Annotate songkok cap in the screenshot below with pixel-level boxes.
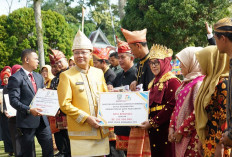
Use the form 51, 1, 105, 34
49, 54, 55, 65
50, 49, 66, 62
149, 44, 173, 60
93, 47, 110, 60
214, 17, 232, 33
72, 30, 93, 51
116, 37, 131, 54
121, 28, 147, 44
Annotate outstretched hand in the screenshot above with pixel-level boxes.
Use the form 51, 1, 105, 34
205, 21, 213, 34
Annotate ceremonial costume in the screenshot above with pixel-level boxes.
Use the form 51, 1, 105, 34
213, 18, 232, 143
104, 67, 116, 85
57, 30, 110, 156
110, 64, 122, 75
169, 47, 204, 157
194, 46, 230, 156
93, 47, 116, 85
49, 49, 71, 157
121, 28, 154, 91
148, 45, 181, 157
112, 66, 137, 87
112, 37, 137, 88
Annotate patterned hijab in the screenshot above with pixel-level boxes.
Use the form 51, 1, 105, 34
194, 46, 229, 142
176, 47, 203, 82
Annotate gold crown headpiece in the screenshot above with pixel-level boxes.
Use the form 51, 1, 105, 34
214, 18, 232, 33
149, 44, 173, 59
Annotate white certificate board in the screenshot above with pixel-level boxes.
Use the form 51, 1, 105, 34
30, 89, 59, 116
4, 94, 16, 116
98, 91, 149, 126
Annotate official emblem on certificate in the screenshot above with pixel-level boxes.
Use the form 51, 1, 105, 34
30, 89, 59, 116
98, 91, 149, 126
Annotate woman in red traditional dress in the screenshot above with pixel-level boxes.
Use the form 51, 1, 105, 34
140, 44, 181, 157
168, 47, 204, 157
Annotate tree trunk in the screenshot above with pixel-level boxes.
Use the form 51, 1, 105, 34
118, 0, 126, 20
34, 0, 45, 69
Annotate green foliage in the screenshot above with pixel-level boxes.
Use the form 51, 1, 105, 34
41, 0, 122, 46
0, 8, 75, 69
86, 0, 122, 45
122, 0, 231, 54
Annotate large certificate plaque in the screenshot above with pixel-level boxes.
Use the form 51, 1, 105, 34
31, 89, 59, 116
98, 91, 149, 126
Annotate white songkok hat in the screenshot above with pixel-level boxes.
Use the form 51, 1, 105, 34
72, 30, 93, 51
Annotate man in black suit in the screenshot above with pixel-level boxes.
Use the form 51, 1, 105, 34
7, 49, 53, 157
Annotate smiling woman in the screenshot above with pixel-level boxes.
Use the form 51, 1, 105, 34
143, 44, 181, 157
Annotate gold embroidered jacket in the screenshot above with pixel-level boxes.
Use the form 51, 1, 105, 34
57, 66, 109, 140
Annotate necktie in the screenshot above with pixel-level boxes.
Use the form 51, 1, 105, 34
29, 73, 37, 93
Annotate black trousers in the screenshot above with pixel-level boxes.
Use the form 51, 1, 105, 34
19, 118, 53, 157
0, 113, 13, 153
8, 117, 22, 157
54, 129, 71, 157
106, 141, 125, 157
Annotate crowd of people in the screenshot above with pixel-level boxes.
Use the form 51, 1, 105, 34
1, 17, 232, 157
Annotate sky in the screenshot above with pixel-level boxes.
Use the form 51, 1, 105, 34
0, 0, 118, 16
0, 0, 29, 16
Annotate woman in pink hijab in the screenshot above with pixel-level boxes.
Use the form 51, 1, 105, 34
168, 47, 204, 157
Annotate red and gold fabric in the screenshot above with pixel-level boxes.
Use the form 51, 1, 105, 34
93, 47, 110, 60
127, 128, 151, 157
116, 36, 131, 54
50, 49, 65, 62
148, 74, 181, 157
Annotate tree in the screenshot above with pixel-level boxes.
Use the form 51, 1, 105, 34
118, 0, 126, 20
34, 0, 45, 68
85, 0, 121, 45
0, 8, 75, 69
41, 0, 122, 45
121, 0, 231, 53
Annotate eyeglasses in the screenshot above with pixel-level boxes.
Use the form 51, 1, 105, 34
73, 51, 90, 56
149, 60, 160, 67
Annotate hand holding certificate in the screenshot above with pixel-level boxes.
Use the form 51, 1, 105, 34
30, 89, 59, 116
98, 91, 149, 126
4, 94, 16, 117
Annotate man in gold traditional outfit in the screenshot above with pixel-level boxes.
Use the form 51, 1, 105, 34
57, 30, 109, 156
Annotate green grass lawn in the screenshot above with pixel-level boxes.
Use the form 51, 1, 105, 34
0, 139, 42, 157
